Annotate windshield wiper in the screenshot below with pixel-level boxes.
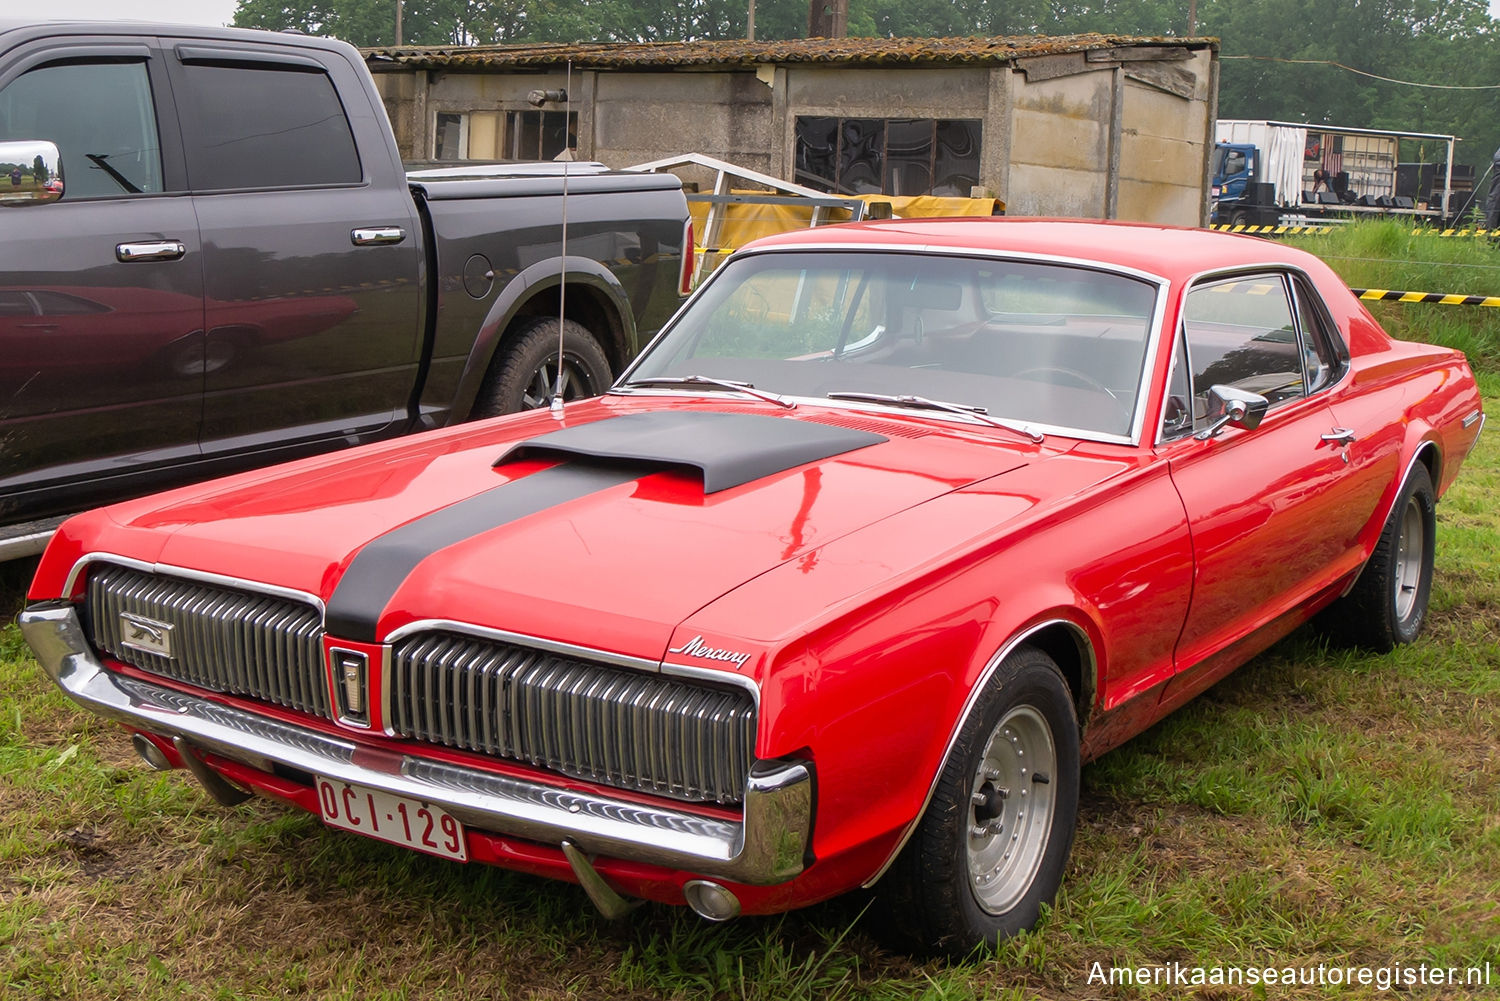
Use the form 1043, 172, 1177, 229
618, 375, 795, 409
826, 391, 1044, 443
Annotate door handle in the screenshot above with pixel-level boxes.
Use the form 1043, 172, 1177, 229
116, 240, 186, 262
1320, 427, 1356, 446
352, 226, 406, 246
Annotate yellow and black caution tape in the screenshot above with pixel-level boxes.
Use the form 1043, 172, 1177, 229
1412, 228, 1497, 238
1210, 223, 1334, 234
1352, 288, 1500, 307
1212, 224, 1500, 239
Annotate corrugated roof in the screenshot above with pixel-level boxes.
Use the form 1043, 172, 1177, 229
363, 34, 1215, 71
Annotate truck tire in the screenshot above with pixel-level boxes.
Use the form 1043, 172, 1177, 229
472, 317, 613, 417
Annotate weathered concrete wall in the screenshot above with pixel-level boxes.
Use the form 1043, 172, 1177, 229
591, 71, 774, 176
1114, 50, 1214, 224
1005, 66, 1112, 218
369, 45, 1213, 225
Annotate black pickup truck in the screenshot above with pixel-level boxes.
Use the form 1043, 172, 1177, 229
0, 20, 691, 559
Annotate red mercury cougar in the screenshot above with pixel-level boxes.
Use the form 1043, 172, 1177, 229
21, 220, 1484, 955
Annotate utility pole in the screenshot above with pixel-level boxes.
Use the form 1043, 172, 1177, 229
808, 0, 847, 37
1187, 0, 1197, 34
748, 0, 756, 40
395, 0, 403, 46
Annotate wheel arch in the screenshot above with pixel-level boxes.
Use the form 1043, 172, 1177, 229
860, 614, 1099, 890
447, 257, 635, 422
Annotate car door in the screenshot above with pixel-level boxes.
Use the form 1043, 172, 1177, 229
164, 41, 424, 457
1157, 271, 1374, 710
0, 39, 204, 522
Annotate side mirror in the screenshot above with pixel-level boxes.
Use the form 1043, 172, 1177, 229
0, 140, 64, 206
1194, 384, 1270, 440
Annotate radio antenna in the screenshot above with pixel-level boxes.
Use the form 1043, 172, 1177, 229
549, 59, 574, 419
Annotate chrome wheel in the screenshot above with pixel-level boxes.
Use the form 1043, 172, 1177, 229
967, 704, 1058, 915
1393, 495, 1424, 622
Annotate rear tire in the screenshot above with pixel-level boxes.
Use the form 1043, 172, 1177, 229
874, 646, 1080, 957
1317, 463, 1435, 652
472, 317, 612, 417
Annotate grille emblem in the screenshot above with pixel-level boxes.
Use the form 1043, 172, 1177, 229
329, 649, 370, 727
119, 613, 173, 658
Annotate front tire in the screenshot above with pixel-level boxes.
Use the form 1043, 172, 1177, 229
875, 646, 1080, 957
1318, 462, 1436, 652
472, 316, 612, 417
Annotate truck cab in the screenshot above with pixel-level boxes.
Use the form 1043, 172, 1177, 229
1210, 142, 1257, 204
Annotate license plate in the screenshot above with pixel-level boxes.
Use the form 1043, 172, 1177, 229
316, 777, 468, 861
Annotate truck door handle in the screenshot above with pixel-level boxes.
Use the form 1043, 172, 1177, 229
352, 227, 406, 246
1320, 427, 1357, 446
116, 240, 186, 262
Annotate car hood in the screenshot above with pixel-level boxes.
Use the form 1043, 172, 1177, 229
60, 400, 1044, 662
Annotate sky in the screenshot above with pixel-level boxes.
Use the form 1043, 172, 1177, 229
29, 0, 1500, 31
40, 1, 240, 27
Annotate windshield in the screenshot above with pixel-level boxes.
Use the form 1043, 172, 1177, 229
626, 250, 1161, 439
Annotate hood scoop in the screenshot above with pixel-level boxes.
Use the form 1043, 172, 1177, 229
495, 411, 887, 494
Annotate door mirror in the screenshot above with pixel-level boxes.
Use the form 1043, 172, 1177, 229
0, 141, 63, 205
1195, 385, 1270, 440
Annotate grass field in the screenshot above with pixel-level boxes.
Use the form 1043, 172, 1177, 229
1, 223, 1496, 999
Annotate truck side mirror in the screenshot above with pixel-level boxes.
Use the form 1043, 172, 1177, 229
1194, 385, 1270, 440
0, 140, 63, 206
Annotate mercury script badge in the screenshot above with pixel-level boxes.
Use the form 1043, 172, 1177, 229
119, 612, 174, 658
667, 635, 751, 669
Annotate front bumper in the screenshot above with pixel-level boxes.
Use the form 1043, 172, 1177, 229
20, 602, 812, 887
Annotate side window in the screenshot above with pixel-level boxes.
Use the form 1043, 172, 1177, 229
1182, 275, 1305, 429
1290, 276, 1346, 394
0, 60, 163, 198
1223, 150, 1247, 176
176, 62, 360, 190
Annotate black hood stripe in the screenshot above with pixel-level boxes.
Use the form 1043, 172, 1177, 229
328, 412, 888, 642
325, 464, 638, 641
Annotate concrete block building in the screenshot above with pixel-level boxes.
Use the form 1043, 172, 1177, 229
366, 34, 1218, 226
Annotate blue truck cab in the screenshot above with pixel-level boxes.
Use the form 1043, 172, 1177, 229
1210, 142, 1257, 209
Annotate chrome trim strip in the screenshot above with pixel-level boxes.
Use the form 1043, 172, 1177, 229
21, 604, 810, 886
861, 617, 1096, 889
385, 619, 662, 674
1462, 409, 1482, 429
660, 661, 762, 711
64, 554, 326, 614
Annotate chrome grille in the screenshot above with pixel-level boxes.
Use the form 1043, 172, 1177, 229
390, 632, 756, 804
86, 563, 329, 718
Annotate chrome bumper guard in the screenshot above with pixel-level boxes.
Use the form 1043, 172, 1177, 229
20, 603, 812, 886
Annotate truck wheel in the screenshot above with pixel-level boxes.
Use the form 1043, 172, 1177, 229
874, 646, 1080, 957
1230, 210, 1251, 227
1317, 463, 1435, 652
473, 317, 612, 416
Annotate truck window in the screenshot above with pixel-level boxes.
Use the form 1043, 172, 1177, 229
0, 60, 163, 198
175, 63, 361, 190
